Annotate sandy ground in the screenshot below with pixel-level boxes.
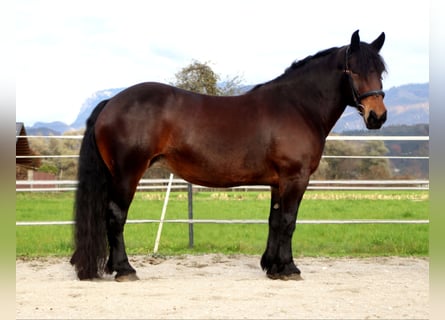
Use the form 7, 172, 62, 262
16, 254, 428, 319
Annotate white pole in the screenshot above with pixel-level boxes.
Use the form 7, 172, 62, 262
153, 173, 174, 254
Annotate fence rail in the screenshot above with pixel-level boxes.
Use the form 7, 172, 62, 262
16, 154, 430, 160
16, 178, 430, 192
16, 219, 429, 227
16, 135, 428, 176
16, 135, 430, 141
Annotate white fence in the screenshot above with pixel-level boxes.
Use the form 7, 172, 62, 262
16, 135, 429, 232
15, 178, 430, 192
16, 135, 429, 191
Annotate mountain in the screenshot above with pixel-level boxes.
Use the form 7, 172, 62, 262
29, 83, 429, 134
70, 88, 125, 129
27, 126, 62, 136
383, 83, 428, 106
28, 121, 75, 135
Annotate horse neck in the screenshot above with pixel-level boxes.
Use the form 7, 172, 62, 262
307, 69, 348, 135
259, 51, 348, 137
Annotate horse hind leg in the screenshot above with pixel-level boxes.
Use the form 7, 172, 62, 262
105, 171, 146, 281
105, 198, 139, 281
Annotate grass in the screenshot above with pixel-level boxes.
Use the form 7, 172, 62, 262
16, 190, 429, 258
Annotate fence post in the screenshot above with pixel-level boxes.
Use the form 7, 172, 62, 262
153, 173, 174, 254
187, 183, 194, 248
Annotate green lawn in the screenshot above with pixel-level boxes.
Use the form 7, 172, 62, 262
16, 190, 429, 257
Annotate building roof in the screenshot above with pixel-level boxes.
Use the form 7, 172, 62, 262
16, 122, 25, 141
16, 122, 34, 167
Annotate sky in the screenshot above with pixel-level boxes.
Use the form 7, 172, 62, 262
16, 0, 429, 126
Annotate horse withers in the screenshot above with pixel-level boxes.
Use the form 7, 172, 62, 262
70, 30, 387, 281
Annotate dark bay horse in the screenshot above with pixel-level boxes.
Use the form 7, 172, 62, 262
71, 30, 387, 281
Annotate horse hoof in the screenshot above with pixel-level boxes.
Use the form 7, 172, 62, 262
267, 273, 303, 281
115, 273, 139, 282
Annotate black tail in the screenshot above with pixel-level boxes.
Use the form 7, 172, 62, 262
70, 100, 110, 280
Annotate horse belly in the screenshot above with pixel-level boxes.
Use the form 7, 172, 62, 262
162, 147, 276, 188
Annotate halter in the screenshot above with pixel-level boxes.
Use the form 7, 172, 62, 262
344, 46, 385, 109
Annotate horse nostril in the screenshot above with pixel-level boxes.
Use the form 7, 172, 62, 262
380, 110, 387, 123
368, 110, 387, 123
369, 110, 377, 121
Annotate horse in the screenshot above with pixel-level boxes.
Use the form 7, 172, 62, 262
70, 30, 387, 281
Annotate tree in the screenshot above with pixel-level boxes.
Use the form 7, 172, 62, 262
219, 74, 244, 96
174, 60, 219, 95
172, 60, 243, 96
29, 130, 83, 180
312, 139, 392, 180
313, 140, 361, 180
359, 140, 391, 179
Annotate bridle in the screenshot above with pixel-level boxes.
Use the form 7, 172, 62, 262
344, 46, 385, 109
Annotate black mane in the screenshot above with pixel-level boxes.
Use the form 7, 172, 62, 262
249, 47, 338, 92
284, 47, 338, 73
249, 43, 386, 92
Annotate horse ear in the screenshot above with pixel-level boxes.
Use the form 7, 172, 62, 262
371, 32, 385, 52
350, 30, 360, 52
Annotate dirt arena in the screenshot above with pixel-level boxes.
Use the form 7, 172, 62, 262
16, 254, 428, 319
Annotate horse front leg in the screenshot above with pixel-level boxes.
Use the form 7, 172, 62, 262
261, 179, 308, 280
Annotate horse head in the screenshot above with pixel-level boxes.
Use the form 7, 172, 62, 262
345, 30, 387, 129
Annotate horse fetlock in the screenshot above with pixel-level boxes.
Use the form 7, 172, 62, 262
265, 261, 302, 281
106, 256, 136, 275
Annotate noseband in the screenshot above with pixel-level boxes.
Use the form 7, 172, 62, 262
344, 46, 385, 109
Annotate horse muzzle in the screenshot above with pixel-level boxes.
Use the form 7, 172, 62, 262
365, 109, 387, 129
